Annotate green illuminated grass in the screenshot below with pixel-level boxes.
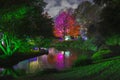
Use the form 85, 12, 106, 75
16, 56, 120, 80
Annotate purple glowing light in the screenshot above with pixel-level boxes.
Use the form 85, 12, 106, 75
82, 36, 88, 40
33, 47, 39, 50
29, 57, 37, 62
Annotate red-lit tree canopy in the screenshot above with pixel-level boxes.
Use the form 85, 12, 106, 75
68, 25, 80, 38
53, 9, 80, 39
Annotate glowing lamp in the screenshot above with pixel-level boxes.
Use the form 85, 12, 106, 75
65, 51, 70, 57
65, 36, 71, 41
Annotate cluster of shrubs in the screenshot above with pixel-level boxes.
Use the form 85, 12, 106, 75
72, 49, 111, 67
72, 35, 120, 67
72, 54, 92, 67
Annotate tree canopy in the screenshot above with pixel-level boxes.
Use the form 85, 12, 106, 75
53, 9, 80, 39
95, 0, 120, 36
0, 0, 54, 38
0, 0, 51, 73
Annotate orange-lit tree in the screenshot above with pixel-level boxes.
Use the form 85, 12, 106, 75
68, 25, 80, 38
53, 9, 80, 39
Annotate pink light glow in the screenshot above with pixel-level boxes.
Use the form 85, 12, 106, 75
57, 53, 63, 60
55, 53, 64, 70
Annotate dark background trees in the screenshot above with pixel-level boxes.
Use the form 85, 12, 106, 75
74, 1, 102, 40
93, 0, 120, 37
93, 0, 120, 58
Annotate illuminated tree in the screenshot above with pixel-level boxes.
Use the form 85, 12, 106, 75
68, 25, 80, 38
0, 0, 51, 78
0, 0, 53, 38
0, 33, 48, 77
53, 9, 80, 39
0, 33, 20, 56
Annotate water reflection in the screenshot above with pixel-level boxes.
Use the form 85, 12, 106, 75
13, 48, 77, 73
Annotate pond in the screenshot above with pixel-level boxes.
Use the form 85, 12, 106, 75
13, 48, 78, 73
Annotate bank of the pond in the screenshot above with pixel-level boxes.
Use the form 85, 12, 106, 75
16, 56, 120, 80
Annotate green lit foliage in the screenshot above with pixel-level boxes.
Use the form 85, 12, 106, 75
0, 33, 22, 78
92, 49, 111, 60
20, 57, 120, 80
105, 35, 120, 46
52, 41, 71, 51
14, 0, 53, 38
0, 6, 29, 22
0, 0, 53, 38
53, 38, 97, 53
0, 33, 49, 78
18, 40, 32, 53
73, 54, 92, 67
21, 37, 52, 52
1, 68, 18, 78
0, 5, 29, 37
0, 33, 21, 56
0, 33, 41, 55
34, 37, 53, 48
77, 38, 97, 52
0, 0, 51, 78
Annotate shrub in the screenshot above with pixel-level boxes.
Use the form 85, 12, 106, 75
42, 68, 59, 74
92, 49, 111, 60
72, 54, 92, 67
53, 38, 97, 53
105, 35, 120, 46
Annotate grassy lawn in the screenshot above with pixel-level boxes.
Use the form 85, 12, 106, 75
16, 56, 120, 80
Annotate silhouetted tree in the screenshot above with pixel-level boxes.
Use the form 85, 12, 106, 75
96, 0, 120, 36
74, 1, 101, 39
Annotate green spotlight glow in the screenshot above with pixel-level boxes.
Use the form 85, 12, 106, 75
0, 33, 21, 55
1, 68, 18, 78
1, 6, 30, 22
106, 35, 120, 46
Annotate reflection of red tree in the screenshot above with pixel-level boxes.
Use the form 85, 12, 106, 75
69, 54, 77, 64
47, 54, 56, 65
47, 52, 78, 69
